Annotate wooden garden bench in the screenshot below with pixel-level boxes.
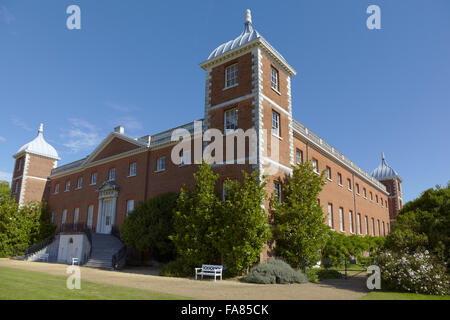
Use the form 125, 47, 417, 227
195, 264, 223, 282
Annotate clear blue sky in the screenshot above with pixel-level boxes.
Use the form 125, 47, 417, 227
0, 0, 449, 203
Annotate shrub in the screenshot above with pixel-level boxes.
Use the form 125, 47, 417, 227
121, 192, 178, 262
315, 268, 344, 280
159, 259, 192, 277
375, 249, 450, 296
306, 268, 344, 281
243, 259, 308, 284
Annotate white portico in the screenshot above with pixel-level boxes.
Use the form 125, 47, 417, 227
96, 181, 120, 234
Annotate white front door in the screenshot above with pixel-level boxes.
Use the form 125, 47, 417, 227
99, 198, 114, 234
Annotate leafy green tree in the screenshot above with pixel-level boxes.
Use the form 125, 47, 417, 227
171, 161, 222, 271
0, 181, 10, 202
218, 171, 271, 275
121, 193, 178, 262
273, 162, 329, 268
385, 182, 450, 268
0, 200, 55, 257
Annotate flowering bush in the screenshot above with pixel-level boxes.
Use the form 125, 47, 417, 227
376, 249, 450, 295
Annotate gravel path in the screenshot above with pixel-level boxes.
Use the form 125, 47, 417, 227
0, 258, 369, 300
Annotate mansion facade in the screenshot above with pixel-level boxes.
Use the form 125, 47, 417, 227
10, 10, 402, 261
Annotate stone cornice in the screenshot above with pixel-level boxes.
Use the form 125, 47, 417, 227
199, 38, 296, 77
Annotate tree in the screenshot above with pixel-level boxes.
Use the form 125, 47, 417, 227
385, 182, 450, 268
121, 193, 178, 262
0, 200, 55, 257
273, 162, 329, 269
171, 161, 222, 271
0, 181, 10, 203
218, 171, 271, 275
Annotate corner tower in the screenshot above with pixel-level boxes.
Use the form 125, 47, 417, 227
372, 153, 403, 222
200, 9, 297, 260
11, 124, 60, 206
199, 9, 297, 177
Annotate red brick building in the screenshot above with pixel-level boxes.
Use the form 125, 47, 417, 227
10, 10, 401, 261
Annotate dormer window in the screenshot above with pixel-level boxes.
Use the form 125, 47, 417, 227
271, 66, 279, 91
225, 64, 238, 88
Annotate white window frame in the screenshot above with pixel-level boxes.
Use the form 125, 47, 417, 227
156, 157, 166, 172
296, 149, 303, 165
129, 162, 137, 177
326, 166, 332, 180
328, 204, 334, 229
65, 181, 70, 192
62, 209, 67, 229
312, 159, 318, 173
224, 108, 238, 132
225, 64, 238, 89
271, 111, 280, 136
109, 168, 116, 181
347, 179, 352, 191
74, 208, 79, 226
338, 173, 342, 186
349, 211, 354, 234
271, 66, 279, 91
126, 200, 135, 216
77, 177, 83, 190
180, 150, 191, 166
365, 216, 369, 235
87, 205, 94, 230
91, 173, 97, 185
274, 182, 282, 204
339, 207, 344, 232
372, 218, 375, 235
357, 213, 361, 235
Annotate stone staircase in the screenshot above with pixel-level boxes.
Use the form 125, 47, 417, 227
84, 233, 125, 270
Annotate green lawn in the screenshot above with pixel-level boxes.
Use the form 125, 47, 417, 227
0, 266, 191, 300
362, 291, 450, 300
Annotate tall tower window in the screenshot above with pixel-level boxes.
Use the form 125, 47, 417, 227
272, 111, 280, 136
225, 64, 238, 88
271, 67, 279, 91
224, 108, 238, 132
